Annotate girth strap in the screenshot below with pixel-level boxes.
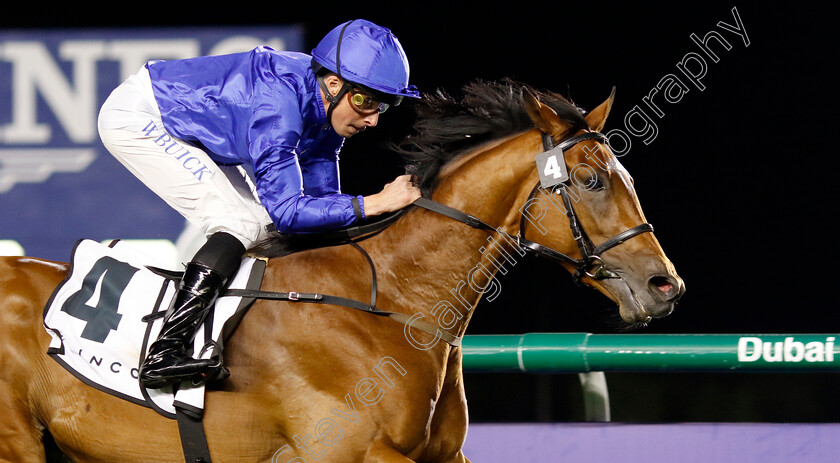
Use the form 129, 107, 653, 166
175, 407, 212, 463
223, 288, 461, 346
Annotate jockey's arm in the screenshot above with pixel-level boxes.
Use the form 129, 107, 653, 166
254, 153, 362, 234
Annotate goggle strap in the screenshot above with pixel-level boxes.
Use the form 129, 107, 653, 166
318, 75, 351, 126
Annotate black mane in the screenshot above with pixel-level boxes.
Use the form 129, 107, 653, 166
391, 79, 590, 194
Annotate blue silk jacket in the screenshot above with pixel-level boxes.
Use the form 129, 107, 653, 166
146, 47, 364, 234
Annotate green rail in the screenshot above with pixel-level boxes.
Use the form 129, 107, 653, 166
461, 333, 840, 372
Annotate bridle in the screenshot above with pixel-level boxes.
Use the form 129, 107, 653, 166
414, 130, 654, 284
227, 129, 655, 348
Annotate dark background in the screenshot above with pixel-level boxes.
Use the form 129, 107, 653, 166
5, 2, 838, 422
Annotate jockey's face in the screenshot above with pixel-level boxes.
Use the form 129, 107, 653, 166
320, 75, 380, 137
331, 91, 380, 137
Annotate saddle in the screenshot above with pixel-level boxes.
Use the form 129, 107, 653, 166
248, 209, 405, 258
39, 211, 408, 461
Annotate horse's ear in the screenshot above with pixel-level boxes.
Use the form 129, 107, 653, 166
523, 88, 569, 138
585, 86, 617, 132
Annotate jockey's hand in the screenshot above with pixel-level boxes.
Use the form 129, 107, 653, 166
363, 174, 421, 217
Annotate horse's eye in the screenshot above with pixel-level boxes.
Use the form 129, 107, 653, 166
585, 175, 605, 191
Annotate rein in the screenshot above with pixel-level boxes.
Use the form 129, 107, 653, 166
229, 129, 653, 347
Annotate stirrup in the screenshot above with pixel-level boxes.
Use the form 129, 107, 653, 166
190, 341, 229, 386
192, 365, 231, 386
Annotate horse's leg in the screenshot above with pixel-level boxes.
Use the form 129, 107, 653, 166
363, 442, 415, 462
423, 351, 470, 463
0, 257, 55, 463
362, 445, 472, 463
0, 381, 46, 463
445, 452, 470, 463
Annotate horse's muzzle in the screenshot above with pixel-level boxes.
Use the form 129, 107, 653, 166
649, 274, 684, 304
644, 274, 685, 319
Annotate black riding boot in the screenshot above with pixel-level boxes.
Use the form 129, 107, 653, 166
139, 262, 228, 389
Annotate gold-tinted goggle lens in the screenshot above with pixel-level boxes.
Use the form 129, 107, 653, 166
350, 90, 389, 114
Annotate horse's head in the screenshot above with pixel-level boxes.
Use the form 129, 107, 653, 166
398, 81, 684, 327
518, 89, 685, 325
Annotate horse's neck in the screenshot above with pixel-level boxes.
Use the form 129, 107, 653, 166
367, 130, 540, 339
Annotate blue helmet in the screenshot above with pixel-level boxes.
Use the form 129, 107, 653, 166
311, 19, 420, 106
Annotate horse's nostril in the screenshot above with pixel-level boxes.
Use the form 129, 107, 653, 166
649, 276, 674, 296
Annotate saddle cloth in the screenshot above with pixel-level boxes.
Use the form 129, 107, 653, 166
42, 239, 265, 419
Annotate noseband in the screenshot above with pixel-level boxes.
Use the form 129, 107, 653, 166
413, 130, 654, 284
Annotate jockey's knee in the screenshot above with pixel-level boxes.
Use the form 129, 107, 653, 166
205, 218, 269, 253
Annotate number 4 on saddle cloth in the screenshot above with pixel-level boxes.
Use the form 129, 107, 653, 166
42, 238, 266, 419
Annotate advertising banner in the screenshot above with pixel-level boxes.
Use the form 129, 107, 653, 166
0, 26, 304, 262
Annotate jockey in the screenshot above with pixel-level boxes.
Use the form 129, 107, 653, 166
98, 19, 422, 389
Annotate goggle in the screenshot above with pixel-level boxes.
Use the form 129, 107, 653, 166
349, 88, 389, 114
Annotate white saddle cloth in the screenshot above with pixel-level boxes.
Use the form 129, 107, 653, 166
43, 239, 265, 418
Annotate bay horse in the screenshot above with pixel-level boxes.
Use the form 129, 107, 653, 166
0, 81, 684, 462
